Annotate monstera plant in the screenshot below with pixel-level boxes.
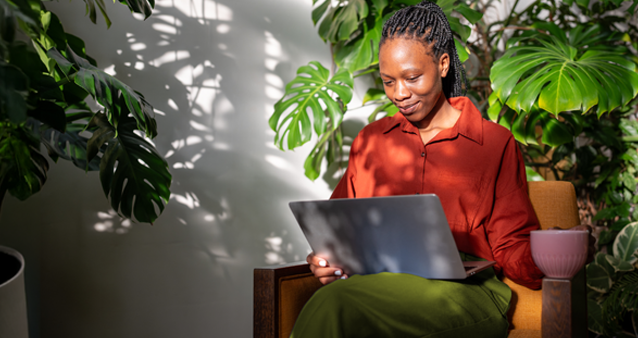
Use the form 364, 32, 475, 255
0, 0, 170, 224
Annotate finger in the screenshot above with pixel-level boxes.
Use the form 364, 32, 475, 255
312, 267, 344, 278
308, 254, 330, 268
319, 274, 348, 285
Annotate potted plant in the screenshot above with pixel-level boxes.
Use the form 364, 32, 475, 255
0, 0, 171, 335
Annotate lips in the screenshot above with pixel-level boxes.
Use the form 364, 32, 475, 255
397, 102, 419, 115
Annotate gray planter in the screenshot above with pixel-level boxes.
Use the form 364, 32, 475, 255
0, 246, 29, 338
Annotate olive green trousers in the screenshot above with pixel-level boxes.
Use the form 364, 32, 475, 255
290, 254, 511, 338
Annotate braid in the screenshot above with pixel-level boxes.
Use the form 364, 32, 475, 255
380, 1, 468, 98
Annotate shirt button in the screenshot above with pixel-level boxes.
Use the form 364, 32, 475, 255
421, 152, 426, 157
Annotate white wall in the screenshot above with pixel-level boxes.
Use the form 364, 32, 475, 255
0, 1, 334, 337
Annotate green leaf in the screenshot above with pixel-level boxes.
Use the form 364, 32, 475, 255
368, 99, 398, 123
362, 88, 386, 105
576, 0, 591, 7
47, 46, 158, 138
455, 3, 482, 24
487, 92, 502, 121
0, 62, 29, 124
270, 62, 353, 150
596, 252, 618, 278
540, 117, 573, 147
587, 261, 613, 292
598, 230, 616, 247
370, 0, 388, 14
332, 0, 368, 42
594, 207, 618, 221
312, 0, 330, 25
448, 16, 471, 42
526, 166, 545, 181
86, 112, 116, 162
491, 27, 638, 116
334, 11, 386, 72
454, 37, 469, 63
587, 298, 605, 335
605, 255, 635, 272
97, 113, 171, 224
39, 112, 102, 171
613, 221, 638, 265
532, 22, 568, 45
0, 123, 48, 200
611, 219, 631, 232
303, 127, 340, 181
622, 171, 636, 191
120, 0, 155, 20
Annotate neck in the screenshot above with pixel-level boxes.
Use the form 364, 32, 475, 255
413, 93, 461, 131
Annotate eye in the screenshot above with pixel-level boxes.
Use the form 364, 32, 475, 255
382, 80, 393, 86
407, 75, 421, 82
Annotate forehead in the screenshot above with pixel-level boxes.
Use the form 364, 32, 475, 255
379, 38, 436, 73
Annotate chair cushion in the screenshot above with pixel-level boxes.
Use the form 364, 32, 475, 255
503, 277, 542, 331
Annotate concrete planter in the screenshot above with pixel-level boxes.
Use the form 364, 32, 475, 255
0, 246, 29, 338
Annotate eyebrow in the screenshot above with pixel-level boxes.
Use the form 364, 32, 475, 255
380, 67, 422, 78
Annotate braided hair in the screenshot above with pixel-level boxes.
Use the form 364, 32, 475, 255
380, 1, 468, 98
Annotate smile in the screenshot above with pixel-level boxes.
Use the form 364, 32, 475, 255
398, 102, 419, 114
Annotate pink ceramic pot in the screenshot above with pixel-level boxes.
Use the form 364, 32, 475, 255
530, 230, 589, 279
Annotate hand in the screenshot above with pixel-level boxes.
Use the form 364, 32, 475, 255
306, 252, 348, 285
550, 224, 596, 264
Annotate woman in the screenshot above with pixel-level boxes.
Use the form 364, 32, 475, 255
291, 2, 591, 337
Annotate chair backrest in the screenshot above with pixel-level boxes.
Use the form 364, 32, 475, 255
527, 181, 580, 230
503, 180, 581, 332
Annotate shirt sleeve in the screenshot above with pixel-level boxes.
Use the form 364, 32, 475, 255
330, 133, 362, 199
487, 136, 544, 289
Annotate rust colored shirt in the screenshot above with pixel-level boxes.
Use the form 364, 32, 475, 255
331, 96, 544, 289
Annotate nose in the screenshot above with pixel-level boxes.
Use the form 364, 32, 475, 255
394, 80, 411, 101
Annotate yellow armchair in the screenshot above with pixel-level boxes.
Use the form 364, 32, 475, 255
254, 181, 588, 338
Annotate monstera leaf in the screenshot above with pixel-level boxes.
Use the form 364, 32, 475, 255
0, 123, 48, 201
81, 0, 154, 27
89, 113, 170, 224
37, 108, 102, 171
491, 26, 638, 117
47, 46, 157, 138
313, 0, 369, 43
269, 61, 354, 150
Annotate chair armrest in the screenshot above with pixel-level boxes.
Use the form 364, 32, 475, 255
254, 262, 322, 338
541, 268, 588, 338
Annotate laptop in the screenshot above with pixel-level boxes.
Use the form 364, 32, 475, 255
289, 194, 495, 279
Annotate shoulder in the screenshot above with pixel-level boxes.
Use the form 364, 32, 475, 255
482, 119, 516, 146
351, 115, 401, 149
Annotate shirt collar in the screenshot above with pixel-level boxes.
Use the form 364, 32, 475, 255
381, 96, 483, 145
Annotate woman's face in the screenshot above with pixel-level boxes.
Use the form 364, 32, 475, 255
379, 38, 450, 126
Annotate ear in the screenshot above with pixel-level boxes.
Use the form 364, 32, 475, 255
438, 53, 450, 78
